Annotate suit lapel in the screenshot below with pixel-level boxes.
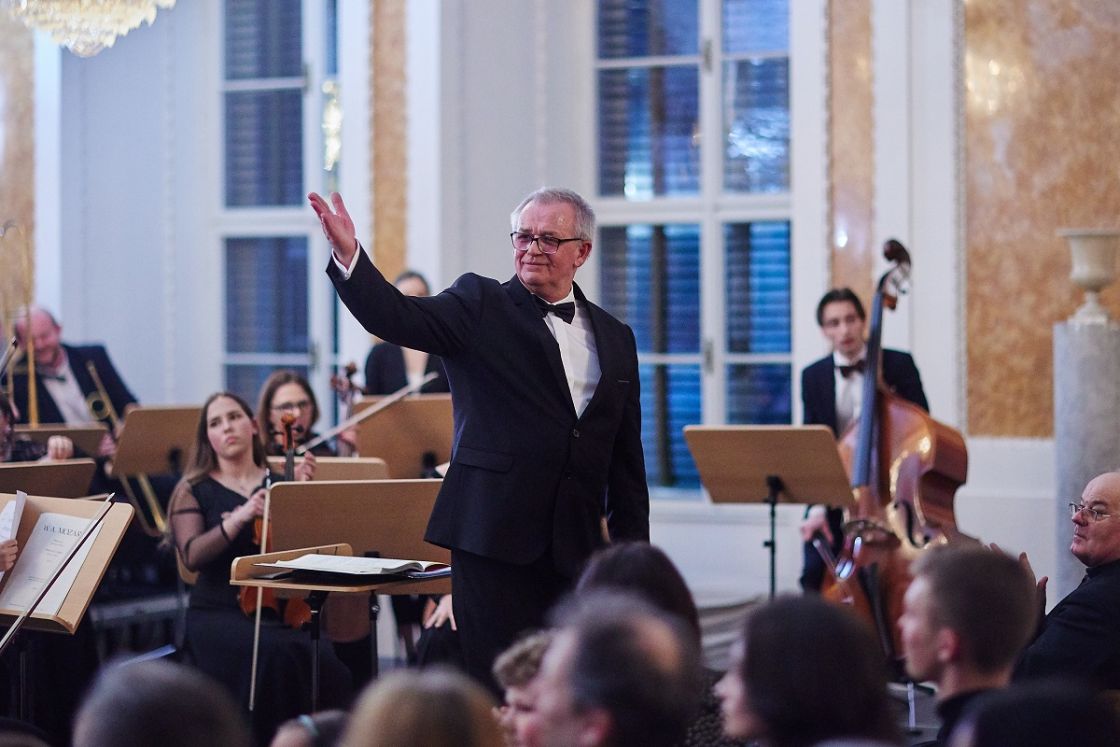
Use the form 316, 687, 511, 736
575, 286, 614, 421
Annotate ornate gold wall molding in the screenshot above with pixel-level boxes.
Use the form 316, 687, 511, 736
965, 0, 1120, 436
370, 0, 407, 282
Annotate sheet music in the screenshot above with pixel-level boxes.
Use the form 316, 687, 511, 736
0, 491, 27, 584
259, 554, 445, 576
0, 512, 102, 616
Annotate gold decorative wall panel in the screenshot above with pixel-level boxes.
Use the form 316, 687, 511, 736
827, 0, 874, 305
371, 0, 408, 281
0, 13, 35, 321
965, 0, 1120, 436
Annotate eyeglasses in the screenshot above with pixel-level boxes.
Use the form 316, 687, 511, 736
510, 232, 584, 254
272, 400, 312, 414
1069, 502, 1115, 522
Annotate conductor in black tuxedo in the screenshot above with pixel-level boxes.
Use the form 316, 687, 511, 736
799, 288, 928, 591
309, 187, 650, 690
363, 270, 451, 397
12, 306, 136, 460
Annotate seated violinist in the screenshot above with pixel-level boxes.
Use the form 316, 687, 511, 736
256, 370, 335, 458
168, 392, 350, 744
1, 392, 75, 463
798, 288, 929, 592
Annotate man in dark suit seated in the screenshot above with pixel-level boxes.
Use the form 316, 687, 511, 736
799, 287, 928, 591
1015, 471, 1120, 690
309, 186, 650, 692
11, 306, 136, 461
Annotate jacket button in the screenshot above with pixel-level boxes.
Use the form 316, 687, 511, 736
572, 428, 580, 438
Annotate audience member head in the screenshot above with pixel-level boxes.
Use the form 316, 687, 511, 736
717, 595, 898, 747
576, 541, 701, 644
900, 545, 1036, 695
509, 188, 595, 302
182, 392, 266, 485
270, 711, 348, 747
72, 659, 249, 747
1070, 471, 1120, 568
12, 306, 65, 372
530, 591, 702, 747
394, 270, 432, 297
493, 630, 555, 747
949, 679, 1120, 747
341, 668, 502, 747
256, 370, 321, 451
815, 288, 866, 359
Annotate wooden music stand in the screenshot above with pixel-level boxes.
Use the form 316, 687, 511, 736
232, 541, 449, 708
0, 493, 134, 633
266, 456, 389, 481
112, 405, 201, 476
684, 425, 852, 598
0, 460, 98, 498
352, 394, 452, 478
13, 424, 108, 457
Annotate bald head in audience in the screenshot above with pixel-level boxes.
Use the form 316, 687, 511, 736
528, 591, 702, 747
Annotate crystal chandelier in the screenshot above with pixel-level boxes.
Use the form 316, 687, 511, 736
1, 0, 177, 57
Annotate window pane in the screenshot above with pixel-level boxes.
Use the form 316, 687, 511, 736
600, 224, 700, 354
727, 364, 791, 424
641, 363, 701, 488
225, 90, 304, 206
225, 0, 302, 80
726, 221, 790, 353
225, 364, 310, 408
599, 67, 699, 197
598, 0, 698, 59
325, 0, 338, 76
226, 237, 308, 354
724, 58, 789, 193
723, 0, 789, 53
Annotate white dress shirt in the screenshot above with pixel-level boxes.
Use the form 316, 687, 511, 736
536, 289, 600, 417
832, 346, 867, 435
41, 355, 95, 424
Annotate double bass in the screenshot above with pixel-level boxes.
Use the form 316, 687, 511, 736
816, 240, 969, 661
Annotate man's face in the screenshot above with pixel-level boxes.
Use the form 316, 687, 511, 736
819, 300, 866, 360
513, 200, 591, 303
15, 311, 64, 370
714, 639, 763, 740
527, 632, 601, 747
1071, 473, 1120, 568
500, 677, 544, 747
900, 576, 948, 684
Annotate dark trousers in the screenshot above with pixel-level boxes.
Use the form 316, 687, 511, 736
451, 547, 571, 695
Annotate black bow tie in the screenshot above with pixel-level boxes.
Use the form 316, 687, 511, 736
534, 296, 576, 324
837, 359, 865, 379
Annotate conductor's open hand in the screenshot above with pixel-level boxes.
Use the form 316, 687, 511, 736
308, 192, 358, 267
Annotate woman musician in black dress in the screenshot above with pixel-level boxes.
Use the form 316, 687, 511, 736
168, 392, 350, 745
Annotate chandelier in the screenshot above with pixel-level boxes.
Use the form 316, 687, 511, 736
0, 0, 176, 57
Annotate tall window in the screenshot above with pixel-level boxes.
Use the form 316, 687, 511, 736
220, 0, 338, 406
596, 0, 791, 490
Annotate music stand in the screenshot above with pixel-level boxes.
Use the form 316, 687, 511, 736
113, 405, 201, 476
684, 425, 852, 598
14, 424, 108, 457
0, 460, 98, 498
352, 394, 452, 478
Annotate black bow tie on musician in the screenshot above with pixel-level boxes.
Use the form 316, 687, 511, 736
837, 359, 866, 379
534, 296, 576, 324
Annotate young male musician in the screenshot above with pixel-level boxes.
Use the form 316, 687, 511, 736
799, 288, 928, 591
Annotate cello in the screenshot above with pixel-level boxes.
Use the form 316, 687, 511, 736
816, 240, 969, 661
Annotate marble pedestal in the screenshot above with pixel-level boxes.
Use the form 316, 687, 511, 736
1053, 322, 1120, 601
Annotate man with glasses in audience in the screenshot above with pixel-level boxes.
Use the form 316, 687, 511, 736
309, 187, 649, 693
1016, 471, 1120, 689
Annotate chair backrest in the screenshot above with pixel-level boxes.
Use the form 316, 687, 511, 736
266, 456, 390, 481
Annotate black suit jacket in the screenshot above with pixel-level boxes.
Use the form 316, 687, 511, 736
329, 251, 649, 576
363, 343, 450, 396
11, 344, 137, 425
801, 348, 929, 435
1016, 559, 1120, 690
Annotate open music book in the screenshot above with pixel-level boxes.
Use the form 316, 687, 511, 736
256, 553, 450, 580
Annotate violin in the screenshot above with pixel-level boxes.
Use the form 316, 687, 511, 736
239, 412, 312, 629
817, 240, 969, 662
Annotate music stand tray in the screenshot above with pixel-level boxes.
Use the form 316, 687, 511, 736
684, 425, 852, 598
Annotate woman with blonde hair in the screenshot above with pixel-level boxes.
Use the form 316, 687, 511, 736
342, 668, 502, 747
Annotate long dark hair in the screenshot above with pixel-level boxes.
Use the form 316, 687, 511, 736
182, 392, 266, 486
255, 370, 320, 447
